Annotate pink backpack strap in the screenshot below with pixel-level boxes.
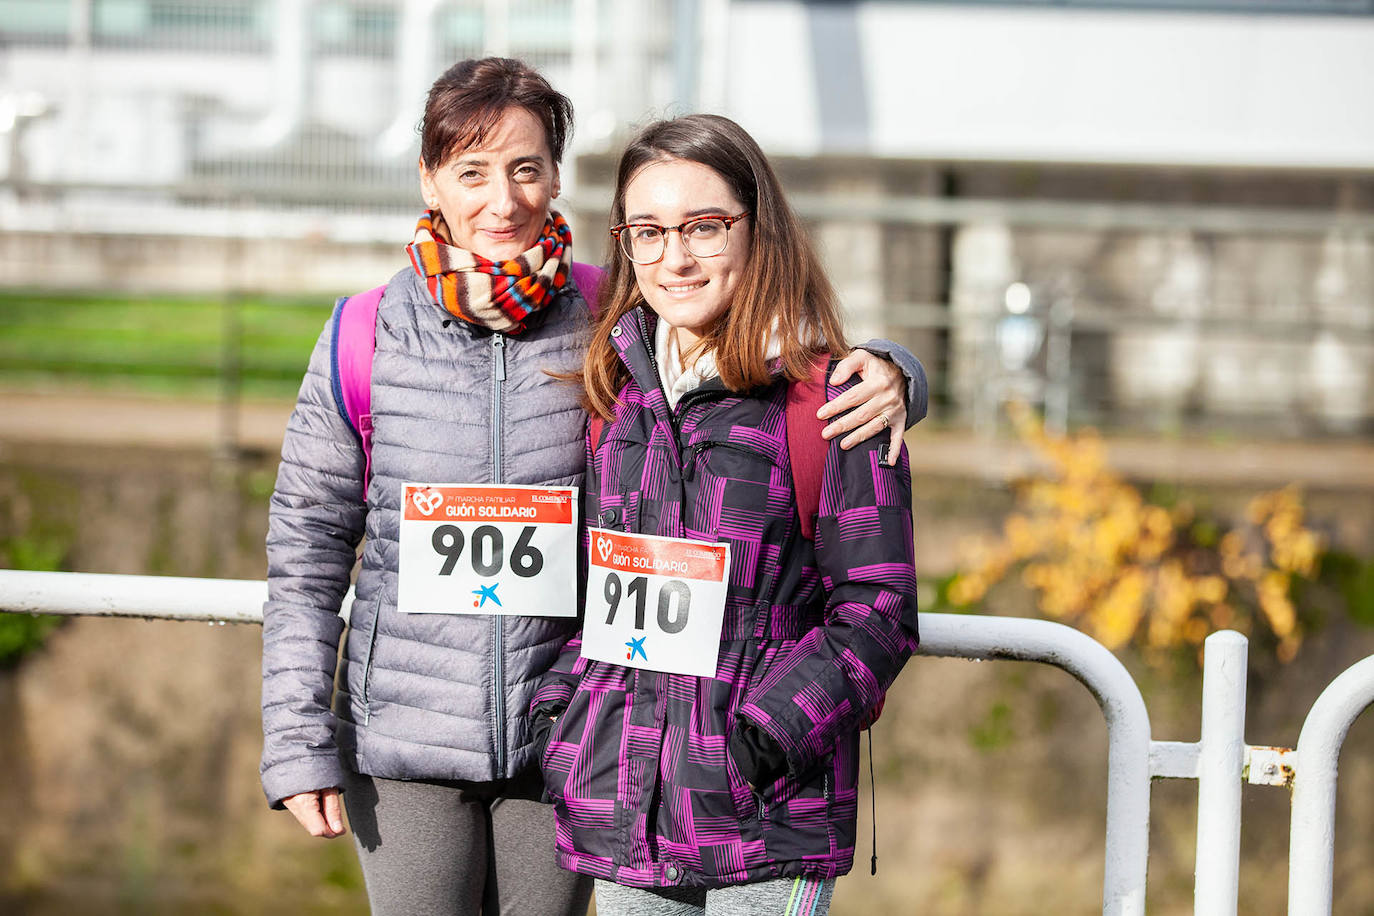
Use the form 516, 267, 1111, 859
786, 354, 831, 542
571, 261, 605, 315
330, 284, 384, 495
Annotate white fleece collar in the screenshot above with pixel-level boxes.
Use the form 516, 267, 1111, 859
654, 319, 786, 409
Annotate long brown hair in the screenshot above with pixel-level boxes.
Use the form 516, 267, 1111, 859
581, 114, 847, 419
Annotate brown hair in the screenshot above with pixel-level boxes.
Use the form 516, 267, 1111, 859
581, 114, 848, 420
420, 57, 574, 170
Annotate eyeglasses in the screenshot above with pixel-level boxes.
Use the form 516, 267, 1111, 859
610, 212, 750, 265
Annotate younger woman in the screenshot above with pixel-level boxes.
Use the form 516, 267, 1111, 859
531, 114, 920, 915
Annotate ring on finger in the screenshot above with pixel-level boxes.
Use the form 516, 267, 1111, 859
878, 412, 890, 430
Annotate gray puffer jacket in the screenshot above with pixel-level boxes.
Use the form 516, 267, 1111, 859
260, 266, 590, 808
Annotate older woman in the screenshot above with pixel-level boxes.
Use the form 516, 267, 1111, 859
260, 57, 923, 916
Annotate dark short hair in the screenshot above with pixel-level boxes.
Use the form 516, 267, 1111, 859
420, 57, 574, 170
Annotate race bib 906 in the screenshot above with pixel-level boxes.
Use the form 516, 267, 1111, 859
397, 484, 578, 617
580, 528, 731, 678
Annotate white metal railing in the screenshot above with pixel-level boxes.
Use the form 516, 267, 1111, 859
1, 568, 1371, 914
0, 568, 277, 625
1288, 654, 1374, 915
916, 613, 1150, 914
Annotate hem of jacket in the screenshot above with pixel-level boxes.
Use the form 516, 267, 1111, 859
339, 762, 548, 802
552, 851, 852, 889
337, 719, 541, 785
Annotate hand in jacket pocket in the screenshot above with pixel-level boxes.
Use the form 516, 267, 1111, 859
530, 707, 562, 763
727, 720, 789, 790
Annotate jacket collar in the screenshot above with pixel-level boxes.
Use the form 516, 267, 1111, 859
610, 306, 676, 429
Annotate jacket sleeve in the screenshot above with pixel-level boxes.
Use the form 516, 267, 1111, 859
736, 378, 919, 777
857, 338, 929, 428
260, 315, 367, 809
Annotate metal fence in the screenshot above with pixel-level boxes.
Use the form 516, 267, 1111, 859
1, 567, 1372, 914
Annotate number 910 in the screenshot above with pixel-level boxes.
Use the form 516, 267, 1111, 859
603, 572, 691, 634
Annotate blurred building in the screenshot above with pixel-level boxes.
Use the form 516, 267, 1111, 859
2, 0, 1372, 435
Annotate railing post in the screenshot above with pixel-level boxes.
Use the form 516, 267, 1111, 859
1194, 630, 1248, 914
917, 614, 1151, 915
1288, 654, 1374, 916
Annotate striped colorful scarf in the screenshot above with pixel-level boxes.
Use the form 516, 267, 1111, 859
406, 209, 573, 334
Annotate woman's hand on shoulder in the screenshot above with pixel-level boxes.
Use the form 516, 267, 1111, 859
283, 787, 347, 839
816, 350, 906, 464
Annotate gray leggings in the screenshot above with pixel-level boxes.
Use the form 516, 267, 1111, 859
343, 770, 592, 916
594, 877, 834, 916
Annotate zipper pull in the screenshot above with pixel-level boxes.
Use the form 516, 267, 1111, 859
678, 442, 703, 483
492, 334, 507, 382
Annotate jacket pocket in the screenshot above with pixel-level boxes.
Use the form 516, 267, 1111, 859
539, 726, 563, 803
359, 601, 383, 722
538, 686, 590, 803
725, 723, 768, 826
682, 433, 790, 547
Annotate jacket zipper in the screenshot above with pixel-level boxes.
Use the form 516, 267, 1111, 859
491, 332, 507, 776
636, 311, 699, 520
631, 311, 675, 739
636, 310, 679, 440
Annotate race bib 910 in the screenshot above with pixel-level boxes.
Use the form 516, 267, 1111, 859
397, 484, 578, 617
580, 528, 731, 678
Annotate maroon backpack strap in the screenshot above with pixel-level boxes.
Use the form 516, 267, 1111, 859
788, 353, 885, 729
787, 354, 831, 542
589, 351, 828, 541
588, 415, 607, 459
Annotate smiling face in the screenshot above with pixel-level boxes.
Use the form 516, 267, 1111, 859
418, 105, 560, 261
622, 157, 753, 353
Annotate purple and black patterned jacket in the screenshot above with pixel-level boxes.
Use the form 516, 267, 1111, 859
530, 307, 919, 889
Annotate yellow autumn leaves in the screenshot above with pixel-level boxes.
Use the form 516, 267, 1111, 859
948, 404, 1322, 662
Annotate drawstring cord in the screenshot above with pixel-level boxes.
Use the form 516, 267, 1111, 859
867, 726, 878, 875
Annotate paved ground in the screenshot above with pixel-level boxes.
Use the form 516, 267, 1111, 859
2, 388, 1372, 491
1, 389, 294, 454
